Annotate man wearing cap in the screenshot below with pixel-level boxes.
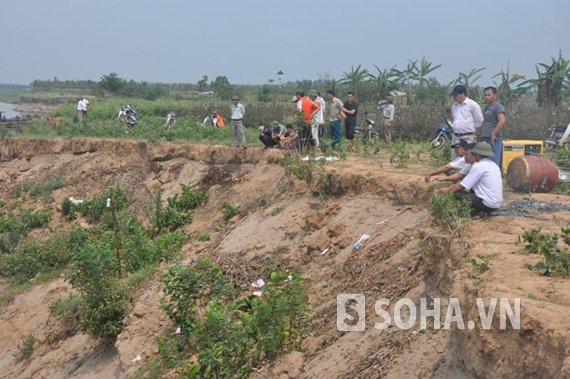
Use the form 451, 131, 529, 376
327, 90, 343, 149
424, 139, 471, 183
481, 86, 506, 167
439, 142, 503, 216
450, 84, 483, 158
230, 96, 246, 148
379, 98, 395, 144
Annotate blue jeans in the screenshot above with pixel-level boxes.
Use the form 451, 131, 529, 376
330, 120, 341, 148
482, 136, 502, 167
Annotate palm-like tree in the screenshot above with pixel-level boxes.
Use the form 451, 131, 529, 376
417, 56, 442, 86
521, 51, 570, 108
370, 65, 399, 99
492, 61, 527, 106
454, 67, 486, 89
339, 65, 371, 93
395, 60, 419, 90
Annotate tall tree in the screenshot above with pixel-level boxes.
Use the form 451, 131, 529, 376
492, 62, 527, 106
339, 65, 370, 97
417, 56, 442, 86
370, 65, 399, 99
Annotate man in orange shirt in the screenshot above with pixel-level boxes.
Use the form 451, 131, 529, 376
292, 91, 319, 152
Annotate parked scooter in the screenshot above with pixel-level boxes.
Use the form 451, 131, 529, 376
165, 108, 176, 129
202, 111, 225, 128
430, 114, 453, 150
354, 112, 380, 141
545, 109, 570, 150
121, 105, 137, 133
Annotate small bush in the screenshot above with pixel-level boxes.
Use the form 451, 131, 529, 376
390, 141, 410, 168
17, 333, 36, 361
221, 201, 241, 221
197, 232, 210, 241
430, 193, 472, 235
30, 177, 66, 198
518, 227, 570, 276
152, 189, 192, 234
50, 292, 80, 316
80, 185, 128, 223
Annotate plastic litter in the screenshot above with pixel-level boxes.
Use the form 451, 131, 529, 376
353, 234, 370, 251
321, 247, 330, 255
301, 156, 340, 162
106, 198, 111, 208
68, 197, 84, 206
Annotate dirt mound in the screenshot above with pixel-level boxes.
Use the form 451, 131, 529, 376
0, 137, 569, 378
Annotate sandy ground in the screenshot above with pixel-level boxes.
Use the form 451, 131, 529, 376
0, 137, 569, 378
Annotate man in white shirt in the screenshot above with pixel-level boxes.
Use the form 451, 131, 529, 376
439, 142, 503, 216
379, 97, 395, 144
450, 84, 483, 158
77, 98, 87, 123
424, 139, 470, 182
230, 95, 246, 148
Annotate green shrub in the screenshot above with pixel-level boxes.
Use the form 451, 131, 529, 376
430, 193, 472, 235
78, 276, 128, 339
29, 177, 66, 198
221, 201, 241, 221
158, 259, 308, 378
152, 189, 192, 234
518, 227, 570, 276
80, 185, 128, 223
0, 231, 80, 284
50, 292, 80, 316
168, 184, 208, 212
390, 141, 410, 168
17, 333, 36, 361
196, 232, 210, 241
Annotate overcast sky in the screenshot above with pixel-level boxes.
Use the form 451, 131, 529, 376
1, 0, 569, 86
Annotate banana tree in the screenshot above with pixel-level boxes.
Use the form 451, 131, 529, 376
417, 56, 442, 87
339, 65, 371, 98
370, 65, 399, 99
492, 62, 527, 106
521, 51, 570, 108
395, 60, 420, 104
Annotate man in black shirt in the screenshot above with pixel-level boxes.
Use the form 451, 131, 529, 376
342, 92, 358, 146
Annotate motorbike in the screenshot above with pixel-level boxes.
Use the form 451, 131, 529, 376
165, 108, 176, 129
544, 109, 570, 150
430, 114, 453, 150
354, 112, 380, 141
120, 105, 137, 133
202, 111, 225, 128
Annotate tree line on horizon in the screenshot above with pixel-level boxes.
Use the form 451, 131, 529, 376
29, 52, 570, 108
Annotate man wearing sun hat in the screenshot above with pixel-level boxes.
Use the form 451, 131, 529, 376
230, 95, 246, 148
438, 141, 502, 216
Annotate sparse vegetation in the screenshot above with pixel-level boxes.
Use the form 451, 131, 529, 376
430, 193, 472, 236
390, 141, 410, 168
17, 333, 36, 361
221, 201, 241, 222
518, 227, 570, 276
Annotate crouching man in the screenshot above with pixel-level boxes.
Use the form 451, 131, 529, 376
258, 126, 279, 148
425, 139, 470, 183
438, 142, 502, 216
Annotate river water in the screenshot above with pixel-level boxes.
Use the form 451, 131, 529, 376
0, 101, 21, 119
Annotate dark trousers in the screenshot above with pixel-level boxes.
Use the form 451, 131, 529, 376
455, 191, 497, 216
330, 119, 341, 148
259, 134, 278, 148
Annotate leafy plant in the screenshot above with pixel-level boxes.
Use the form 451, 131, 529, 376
430, 193, 472, 236
390, 141, 410, 168
518, 227, 570, 277
196, 232, 210, 241
270, 207, 283, 217
152, 189, 192, 234
50, 292, 80, 316
17, 333, 36, 361
29, 177, 66, 198
221, 201, 241, 222
158, 259, 308, 378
